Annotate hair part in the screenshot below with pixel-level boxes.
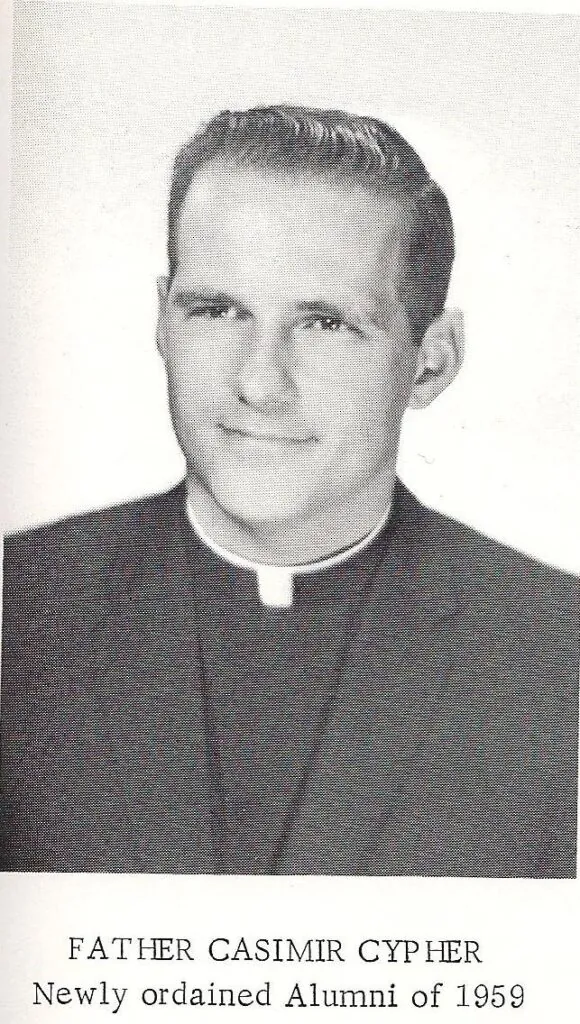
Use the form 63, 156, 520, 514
167, 105, 455, 342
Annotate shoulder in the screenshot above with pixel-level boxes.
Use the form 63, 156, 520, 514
4, 482, 185, 554
396, 481, 578, 626
2, 483, 186, 615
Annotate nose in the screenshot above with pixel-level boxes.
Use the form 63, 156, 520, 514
236, 321, 296, 411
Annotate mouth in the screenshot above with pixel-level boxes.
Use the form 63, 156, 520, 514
219, 424, 316, 448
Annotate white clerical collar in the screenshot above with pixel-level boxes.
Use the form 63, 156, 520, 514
186, 499, 391, 609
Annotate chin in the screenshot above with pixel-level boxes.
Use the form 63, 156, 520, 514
207, 474, 311, 527
218, 492, 308, 527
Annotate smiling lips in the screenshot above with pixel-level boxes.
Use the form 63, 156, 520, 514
220, 423, 316, 447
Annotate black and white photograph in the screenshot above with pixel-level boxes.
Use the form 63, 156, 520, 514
1, 3, 578, 884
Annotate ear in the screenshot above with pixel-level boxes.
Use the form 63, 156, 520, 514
408, 309, 465, 409
156, 275, 170, 359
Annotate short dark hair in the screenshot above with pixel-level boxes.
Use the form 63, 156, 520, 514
168, 105, 454, 342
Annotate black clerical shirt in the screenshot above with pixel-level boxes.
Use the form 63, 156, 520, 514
188, 526, 390, 874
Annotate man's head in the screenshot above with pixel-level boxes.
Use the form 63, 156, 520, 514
157, 105, 463, 552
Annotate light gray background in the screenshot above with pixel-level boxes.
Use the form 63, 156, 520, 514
3, 3, 579, 571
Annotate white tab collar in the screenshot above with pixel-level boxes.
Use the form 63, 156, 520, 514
186, 500, 390, 608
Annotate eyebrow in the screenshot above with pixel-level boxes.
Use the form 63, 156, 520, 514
296, 300, 346, 315
172, 288, 241, 308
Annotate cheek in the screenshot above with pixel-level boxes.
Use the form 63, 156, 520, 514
302, 345, 414, 439
164, 334, 232, 410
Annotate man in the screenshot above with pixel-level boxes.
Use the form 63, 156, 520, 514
1, 106, 577, 876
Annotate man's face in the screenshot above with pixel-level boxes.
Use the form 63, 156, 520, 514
157, 162, 419, 528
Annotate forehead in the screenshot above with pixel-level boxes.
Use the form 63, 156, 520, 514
174, 161, 405, 301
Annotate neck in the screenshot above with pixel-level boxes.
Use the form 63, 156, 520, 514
185, 471, 397, 565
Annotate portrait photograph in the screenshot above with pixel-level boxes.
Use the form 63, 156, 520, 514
1, 1, 578, 884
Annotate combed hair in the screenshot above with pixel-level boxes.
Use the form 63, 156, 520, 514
168, 105, 454, 341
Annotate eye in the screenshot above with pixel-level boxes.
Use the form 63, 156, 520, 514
300, 315, 352, 334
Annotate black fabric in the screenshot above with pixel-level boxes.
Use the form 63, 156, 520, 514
188, 526, 388, 873
1, 480, 578, 876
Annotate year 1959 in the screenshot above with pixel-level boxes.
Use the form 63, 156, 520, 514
456, 984, 524, 1009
